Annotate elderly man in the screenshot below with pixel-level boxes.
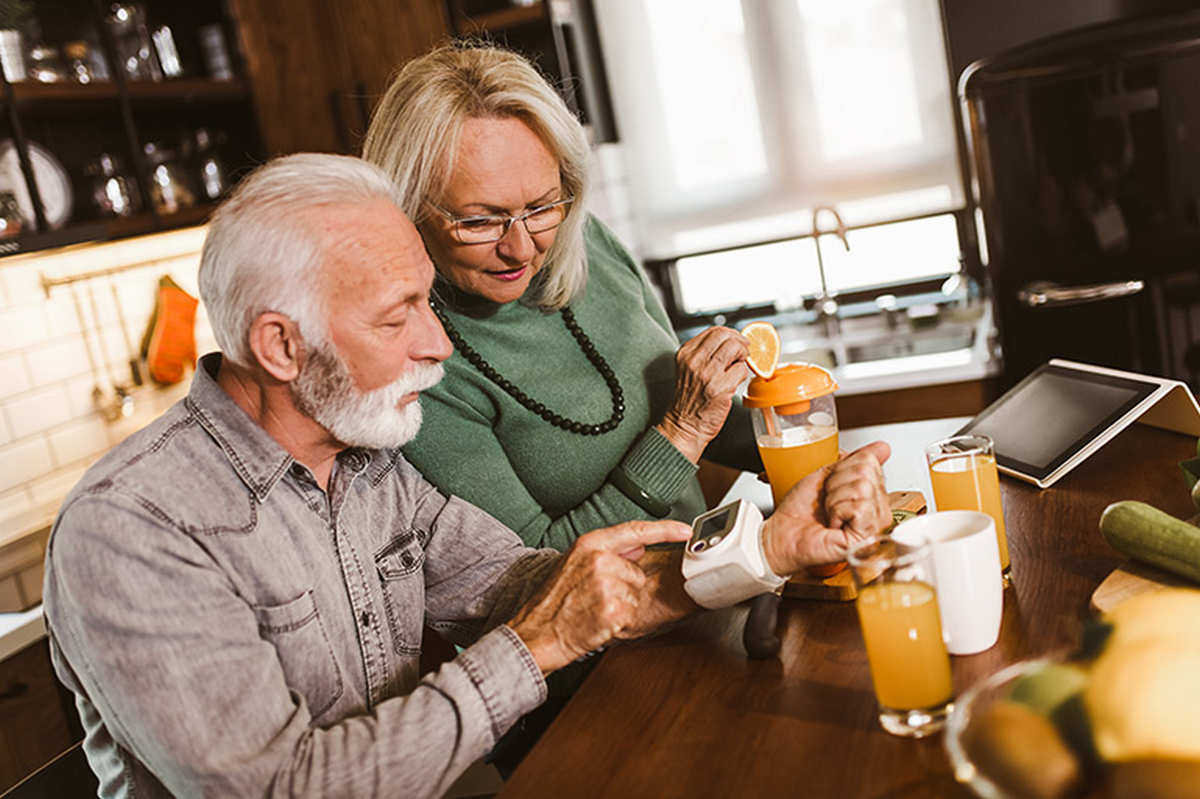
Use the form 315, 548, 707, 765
43, 154, 892, 798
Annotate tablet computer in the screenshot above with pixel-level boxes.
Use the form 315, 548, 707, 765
955, 359, 1200, 488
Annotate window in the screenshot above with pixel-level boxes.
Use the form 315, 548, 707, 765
594, 0, 965, 306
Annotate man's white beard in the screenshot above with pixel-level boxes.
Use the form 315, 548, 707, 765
291, 343, 444, 450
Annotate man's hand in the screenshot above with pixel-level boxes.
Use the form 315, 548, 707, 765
761, 440, 892, 575
507, 520, 692, 675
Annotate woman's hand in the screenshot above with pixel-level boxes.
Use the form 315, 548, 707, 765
656, 327, 750, 463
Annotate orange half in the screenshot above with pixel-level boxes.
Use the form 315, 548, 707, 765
741, 321, 780, 379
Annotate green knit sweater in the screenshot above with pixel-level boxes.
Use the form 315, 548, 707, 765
403, 217, 760, 550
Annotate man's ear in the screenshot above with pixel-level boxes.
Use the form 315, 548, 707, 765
248, 312, 304, 382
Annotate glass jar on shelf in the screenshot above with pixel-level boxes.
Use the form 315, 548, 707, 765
64, 41, 95, 84
142, 141, 195, 214
0, 191, 24, 238
84, 153, 140, 217
106, 2, 162, 81
26, 43, 67, 83
193, 128, 228, 201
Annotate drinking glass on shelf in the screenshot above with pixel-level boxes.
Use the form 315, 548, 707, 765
848, 535, 953, 738
925, 434, 1011, 587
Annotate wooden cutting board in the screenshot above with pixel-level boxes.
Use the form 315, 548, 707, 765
783, 490, 927, 601
1090, 559, 1198, 613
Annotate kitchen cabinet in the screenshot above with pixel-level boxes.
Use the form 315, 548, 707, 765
443, 0, 616, 141
232, 0, 449, 156
0, 639, 80, 794
0, 0, 266, 257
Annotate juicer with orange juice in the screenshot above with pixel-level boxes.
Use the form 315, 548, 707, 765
743, 362, 843, 575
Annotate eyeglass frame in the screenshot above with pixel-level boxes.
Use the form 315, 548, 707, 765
426, 196, 575, 244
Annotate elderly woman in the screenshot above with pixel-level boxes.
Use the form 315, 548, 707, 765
361, 43, 762, 551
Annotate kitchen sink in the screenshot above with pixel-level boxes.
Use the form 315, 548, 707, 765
777, 302, 989, 372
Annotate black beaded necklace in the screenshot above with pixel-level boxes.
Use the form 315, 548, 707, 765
430, 299, 625, 436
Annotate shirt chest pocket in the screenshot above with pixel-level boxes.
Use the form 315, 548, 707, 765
254, 590, 344, 719
375, 530, 425, 656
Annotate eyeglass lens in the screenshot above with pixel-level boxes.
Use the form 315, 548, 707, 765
452, 201, 570, 243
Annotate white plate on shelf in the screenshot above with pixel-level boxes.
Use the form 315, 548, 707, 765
0, 139, 73, 230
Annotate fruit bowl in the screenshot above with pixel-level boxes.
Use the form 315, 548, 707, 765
944, 657, 1066, 799
947, 647, 1200, 799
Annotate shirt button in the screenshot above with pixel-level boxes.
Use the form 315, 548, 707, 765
343, 450, 368, 471
290, 463, 306, 479
360, 611, 371, 627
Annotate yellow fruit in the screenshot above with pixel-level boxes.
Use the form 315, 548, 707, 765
740, 321, 780, 379
1085, 640, 1200, 761
1102, 588, 1200, 652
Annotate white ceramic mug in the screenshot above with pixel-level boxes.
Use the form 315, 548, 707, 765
891, 510, 1003, 655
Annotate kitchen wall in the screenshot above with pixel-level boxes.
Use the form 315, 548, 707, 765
0, 228, 215, 533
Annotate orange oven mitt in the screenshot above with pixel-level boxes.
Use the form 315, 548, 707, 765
141, 275, 198, 385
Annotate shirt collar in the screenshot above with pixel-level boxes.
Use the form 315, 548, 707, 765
185, 353, 297, 502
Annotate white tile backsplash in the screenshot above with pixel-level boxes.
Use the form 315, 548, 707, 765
0, 263, 45, 307
0, 487, 32, 524
0, 306, 47, 354
25, 338, 93, 386
0, 353, 30, 399
43, 296, 84, 338
5, 386, 73, 439
30, 464, 89, 507
48, 416, 111, 468
0, 226, 209, 528
0, 437, 53, 494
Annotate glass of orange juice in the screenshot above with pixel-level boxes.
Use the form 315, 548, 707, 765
848, 536, 953, 737
925, 434, 1011, 587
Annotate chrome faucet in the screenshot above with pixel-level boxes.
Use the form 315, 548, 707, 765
810, 205, 850, 336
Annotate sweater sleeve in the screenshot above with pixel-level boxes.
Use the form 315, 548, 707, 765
404, 386, 698, 552
589, 216, 763, 474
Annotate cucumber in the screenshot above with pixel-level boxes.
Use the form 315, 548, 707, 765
1099, 501, 1200, 584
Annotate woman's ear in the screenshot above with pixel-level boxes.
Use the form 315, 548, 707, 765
248, 312, 304, 382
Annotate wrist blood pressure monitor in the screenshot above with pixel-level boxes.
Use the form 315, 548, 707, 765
682, 499, 787, 609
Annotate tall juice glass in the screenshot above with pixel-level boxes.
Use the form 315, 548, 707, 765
848, 536, 953, 737
926, 434, 1011, 586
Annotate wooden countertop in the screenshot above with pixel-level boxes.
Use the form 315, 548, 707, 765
500, 420, 1198, 799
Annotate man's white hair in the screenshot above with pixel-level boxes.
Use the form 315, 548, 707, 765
198, 153, 405, 368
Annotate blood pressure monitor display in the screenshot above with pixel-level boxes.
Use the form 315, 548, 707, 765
690, 502, 739, 553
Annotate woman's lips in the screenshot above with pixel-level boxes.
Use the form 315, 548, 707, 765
488, 266, 527, 282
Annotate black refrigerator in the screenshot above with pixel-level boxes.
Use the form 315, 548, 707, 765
960, 11, 1200, 390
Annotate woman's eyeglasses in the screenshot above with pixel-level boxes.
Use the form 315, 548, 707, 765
428, 197, 574, 244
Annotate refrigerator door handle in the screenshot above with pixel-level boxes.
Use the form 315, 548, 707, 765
1017, 279, 1145, 308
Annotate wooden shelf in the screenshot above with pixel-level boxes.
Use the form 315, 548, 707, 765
9, 81, 120, 102
457, 2, 545, 33
0, 204, 216, 258
5, 78, 248, 105
155, 203, 217, 228
125, 78, 249, 102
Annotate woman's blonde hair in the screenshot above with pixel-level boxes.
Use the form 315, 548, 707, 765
362, 42, 591, 310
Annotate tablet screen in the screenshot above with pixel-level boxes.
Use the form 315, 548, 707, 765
956, 363, 1159, 481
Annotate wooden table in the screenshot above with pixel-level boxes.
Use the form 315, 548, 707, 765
500, 420, 1198, 799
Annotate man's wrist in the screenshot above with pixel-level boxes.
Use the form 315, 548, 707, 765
760, 518, 790, 579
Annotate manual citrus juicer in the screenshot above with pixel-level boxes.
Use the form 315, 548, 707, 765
743, 361, 843, 576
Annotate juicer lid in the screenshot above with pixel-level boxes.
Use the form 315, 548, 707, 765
743, 362, 838, 408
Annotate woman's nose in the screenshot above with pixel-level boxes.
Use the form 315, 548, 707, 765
496, 219, 537, 262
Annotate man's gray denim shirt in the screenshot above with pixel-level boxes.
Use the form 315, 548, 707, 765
43, 354, 556, 798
